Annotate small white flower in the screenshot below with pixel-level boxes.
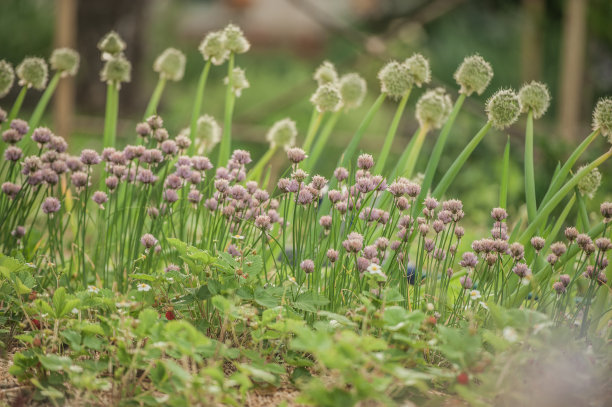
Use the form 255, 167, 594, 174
115, 300, 133, 308
478, 301, 489, 310
329, 319, 341, 328
152, 341, 168, 349
367, 263, 387, 278
231, 234, 245, 240
426, 303, 434, 311
87, 285, 100, 294
469, 290, 481, 301
137, 283, 151, 292
41, 313, 48, 318
71, 308, 79, 314
502, 326, 518, 342
69, 365, 83, 373
166, 277, 174, 283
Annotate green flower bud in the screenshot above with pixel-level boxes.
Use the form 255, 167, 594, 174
454, 55, 493, 96
0, 60, 14, 98
199, 31, 229, 65
153, 48, 186, 81
593, 97, 612, 143
519, 81, 550, 119
404, 53, 431, 87
223, 24, 250, 54
97, 31, 126, 57
100, 55, 131, 88
577, 165, 601, 199
415, 88, 453, 129
486, 89, 521, 129
378, 61, 412, 100
224, 67, 249, 97
266, 118, 297, 150
310, 83, 343, 113
339, 73, 367, 110
50, 48, 80, 77
196, 114, 221, 153
16, 57, 48, 90
314, 61, 338, 86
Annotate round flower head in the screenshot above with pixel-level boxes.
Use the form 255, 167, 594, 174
486, 89, 521, 129
194, 115, 222, 153
266, 118, 297, 150
50, 48, 80, 77
224, 67, 249, 97
416, 88, 453, 129
404, 53, 431, 87
0, 60, 14, 98
592, 97, 612, 143
153, 48, 186, 81
313, 61, 338, 86
42, 197, 61, 215
378, 61, 412, 100
310, 83, 343, 113
454, 55, 493, 96
519, 81, 550, 119
140, 233, 158, 249
339, 73, 367, 110
577, 166, 601, 199
199, 31, 229, 65
97, 31, 126, 57
16, 57, 48, 90
101, 55, 131, 87
223, 24, 250, 54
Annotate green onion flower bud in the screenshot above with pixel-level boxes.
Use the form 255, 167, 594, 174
314, 61, 338, 86
577, 166, 601, 199
100, 55, 131, 88
50, 48, 80, 77
486, 89, 521, 129
404, 53, 431, 87
416, 88, 453, 129
378, 61, 412, 100
97, 31, 126, 58
224, 67, 249, 97
454, 55, 493, 96
223, 24, 250, 54
194, 114, 221, 153
0, 60, 14, 98
339, 73, 367, 110
310, 83, 343, 113
593, 97, 612, 143
266, 118, 297, 150
16, 57, 48, 90
153, 48, 186, 81
519, 81, 550, 119
199, 31, 229, 65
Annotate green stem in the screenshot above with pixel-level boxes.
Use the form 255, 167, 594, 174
373, 90, 411, 174
402, 124, 429, 179
28, 72, 61, 132
217, 53, 235, 166
432, 121, 493, 199
302, 108, 323, 152
524, 110, 537, 222
247, 145, 278, 182
7, 86, 28, 125
102, 83, 119, 148
188, 61, 211, 155
304, 110, 341, 173
500, 136, 511, 209
143, 77, 167, 120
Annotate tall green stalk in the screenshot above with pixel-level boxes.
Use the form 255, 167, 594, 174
143, 77, 167, 119
247, 145, 278, 182
373, 91, 411, 175
102, 83, 119, 148
499, 137, 511, 209
6, 86, 28, 125
524, 110, 537, 222
188, 60, 211, 154
402, 124, 429, 179
304, 110, 341, 173
217, 53, 235, 166
302, 108, 324, 152
28, 72, 61, 132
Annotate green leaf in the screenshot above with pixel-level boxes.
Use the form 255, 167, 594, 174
254, 287, 279, 308
293, 292, 329, 313
38, 354, 71, 371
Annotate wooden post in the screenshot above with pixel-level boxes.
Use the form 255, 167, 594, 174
54, 0, 77, 140
520, 0, 544, 82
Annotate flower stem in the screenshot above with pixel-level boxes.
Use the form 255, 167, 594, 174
373, 90, 411, 175
302, 108, 324, 152
188, 61, 211, 155
524, 110, 537, 222
304, 110, 341, 173
143, 77, 167, 120
402, 124, 430, 179
7, 86, 28, 125
28, 72, 61, 133
217, 53, 235, 166
499, 136, 511, 209
247, 145, 278, 182
103, 82, 119, 148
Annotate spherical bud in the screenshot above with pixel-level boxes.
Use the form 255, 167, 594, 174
31, 127, 53, 146
592, 97, 612, 143
97, 31, 126, 56
80, 149, 101, 166
12, 226, 25, 239
310, 83, 343, 113
577, 166, 601, 199
0, 60, 14, 97
231, 149, 251, 165
266, 118, 297, 150
416, 88, 452, 129
486, 89, 521, 129
287, 147, 307, 164
300, 259, 315, 274
140, 233, 158, 249
224, 67, 249, 97
460, 275, 473, 289
550, 242, 567, 257
50, 48, 80, 77
595, 237, 611, 251
4, 146, 22, 162
552, 281, 566, 295
404, 53, 431, 87
531, 236, 546, 252
490, 207, 508, 221
335, 73, 367, 111
455, 226, 465, 239
101, 55, 131, 87
153, 48, 186, 81
378, 61, 412, 100
195, 114, 222, 152
16, 57, 48, 90
519, 81, 550, 119
161, 140, 178, 156
564, 227, 578, 242
199, 31, 229, 65
92, 191, 108, 208
454, 55, 493, 96
41, 197, 61, 214
357, 154, 374, 170
313, 61, 338, 86
223, 24, 250, 54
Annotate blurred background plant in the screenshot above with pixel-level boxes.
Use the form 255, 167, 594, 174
1, 0, 611, 232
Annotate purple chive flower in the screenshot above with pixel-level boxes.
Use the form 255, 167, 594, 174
459, 252, 478, 268
49, 135, 68, 152
42, 197, 61, 215
334, 167, 348, 182
136, 169, 158, 185
175, 165, 192, 179
2, 182, 21, 199
424, 197, 438, 210
188, 189, 202, 204
327, 249, 339, 263
300, 259, 315, 274
176, 134, 191, 150
102, 147, 116, 162
80, 149, 101, 166
512, 263, 530, 278
286, 147, 306, 164
255, 215, 271, 230
595, 237, 611, 251
319, 215, 332, 229
31, 127, 53, 145
161, 140, 178, 156
564, 227, 578, 242
140, 233, 158, 249
136, 122, 152, 138
357, 154, 374, 170
490, 207, 507, 221
363, 245, 378, 259
105, 175, 119, 191
600, 202, 612, 220
2, 129, 22, 144
455, 227, 465, 239
460, 275, 473, 289
560, 274, 571, 287
153, 128, 169, 142
296, 189, 314, 205
531, 236, 545, 252
231, 149, 252, 165
163, 189, 179, 203
12, 226, 26, 239
165, 174, 182, 189
141, 149, 163, 165
192, 156, 213, 171
10, 119, 29, 135
71, 171, 88, 189
552, 281, 566, 294
550, 242, 567, 257
4, 146, 22, 162
509, 242, 525, 260
92, 191, 108, 208
356, 256, 370, 272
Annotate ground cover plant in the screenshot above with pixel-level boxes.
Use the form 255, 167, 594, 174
1, 25, 612, 406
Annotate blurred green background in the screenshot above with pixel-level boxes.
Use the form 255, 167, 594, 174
1, 0, 611, 235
